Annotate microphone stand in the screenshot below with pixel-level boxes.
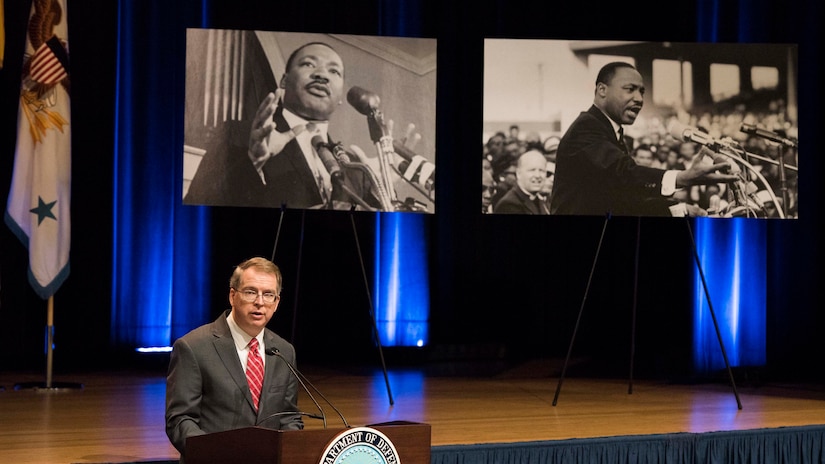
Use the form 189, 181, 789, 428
317, 140, 378, 211
272, 349, 326, 428
269, 348, 350, 428
714, 145, 786, 218
777, 146, 790, 215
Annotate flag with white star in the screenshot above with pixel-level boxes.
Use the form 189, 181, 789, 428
5, 0, 71, 299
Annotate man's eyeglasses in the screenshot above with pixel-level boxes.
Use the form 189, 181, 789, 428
482, 185, 498, 195
234, 288, 280, 304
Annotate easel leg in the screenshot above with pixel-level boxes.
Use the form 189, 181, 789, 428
629, 217, 640, 395
287, 211, 306, 344
271, 207, 394, 405
553, 214, 611, 406
350, 210, 394, 406
269, 205, 302, 342
684, 218, 743, 410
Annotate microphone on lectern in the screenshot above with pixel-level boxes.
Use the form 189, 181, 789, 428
266, 347, 350, 428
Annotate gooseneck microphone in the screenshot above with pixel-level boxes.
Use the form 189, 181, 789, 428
255, 410, 325, 428
669, 122, 738, 153
266, 347, 350, 428
264, 347, 327, 428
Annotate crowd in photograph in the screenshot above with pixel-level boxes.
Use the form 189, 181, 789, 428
483, 100, 798, 218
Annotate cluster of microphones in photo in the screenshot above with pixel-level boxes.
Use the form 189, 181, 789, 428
668, 121, 797, 218
313, 86, 435, 213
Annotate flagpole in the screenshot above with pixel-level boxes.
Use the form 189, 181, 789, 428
46, 296, 55, 388
13, 296, 83, 391
40, 296, 83, 389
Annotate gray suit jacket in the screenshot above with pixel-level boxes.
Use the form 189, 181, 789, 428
165, 310, 303, 459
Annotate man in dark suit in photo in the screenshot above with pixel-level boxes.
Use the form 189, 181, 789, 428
165, 257, 303, 462
549, 61, 737, 217
185, 42, 381, 210
494, 150, 551, 215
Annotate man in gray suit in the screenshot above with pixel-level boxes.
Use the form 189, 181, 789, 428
165, 257, 303, 461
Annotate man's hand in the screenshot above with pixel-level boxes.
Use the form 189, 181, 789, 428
390, 120, 422, 152
675, 148, 740, 188
247, 92, 306, 171
685, 203, 709, 217
670, 202, 709, 217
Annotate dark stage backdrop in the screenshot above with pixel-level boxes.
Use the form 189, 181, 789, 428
0, 0, 821, 382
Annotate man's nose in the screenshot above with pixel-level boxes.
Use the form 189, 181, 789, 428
311, 69, 329, 82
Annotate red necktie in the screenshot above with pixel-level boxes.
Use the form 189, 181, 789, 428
246, 338, 264, 410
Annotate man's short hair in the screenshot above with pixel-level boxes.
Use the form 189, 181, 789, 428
596, 61, 637, 87
229, 257, 283, 294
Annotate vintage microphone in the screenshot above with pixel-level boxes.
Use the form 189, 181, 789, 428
346, 86, 398, 210
392, 140, 435, 197
348, 86, 435, 203
669, 123, 759, 217
740, 123, 796, 210
311, 135, 376, 210
669, 122, 784, 217
740, 123, 798, 148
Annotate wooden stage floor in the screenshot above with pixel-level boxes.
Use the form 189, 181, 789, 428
2, 360, 825, 464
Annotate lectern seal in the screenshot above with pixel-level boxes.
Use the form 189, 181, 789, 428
318, 426, 401, 464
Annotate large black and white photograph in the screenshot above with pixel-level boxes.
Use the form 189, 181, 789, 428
183, 30, 437, 213
483, 39, 798, 218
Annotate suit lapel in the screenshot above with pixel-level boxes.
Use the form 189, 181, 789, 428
588, 105, 629, 154
272, 107, 325, 200
211, 313, 258, 413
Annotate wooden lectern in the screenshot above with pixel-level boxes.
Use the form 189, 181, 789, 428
186, 421, 431, 464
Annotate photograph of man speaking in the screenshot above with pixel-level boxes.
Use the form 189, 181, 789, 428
183, 30, 436, 213
483, 39, 798, 218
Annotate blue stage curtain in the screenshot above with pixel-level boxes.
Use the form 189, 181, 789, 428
690, 0, 786, 374
373, 0, 431, 347
374, 213, 429, 347
692, 218, 766, 372
111, 0, 211, 348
